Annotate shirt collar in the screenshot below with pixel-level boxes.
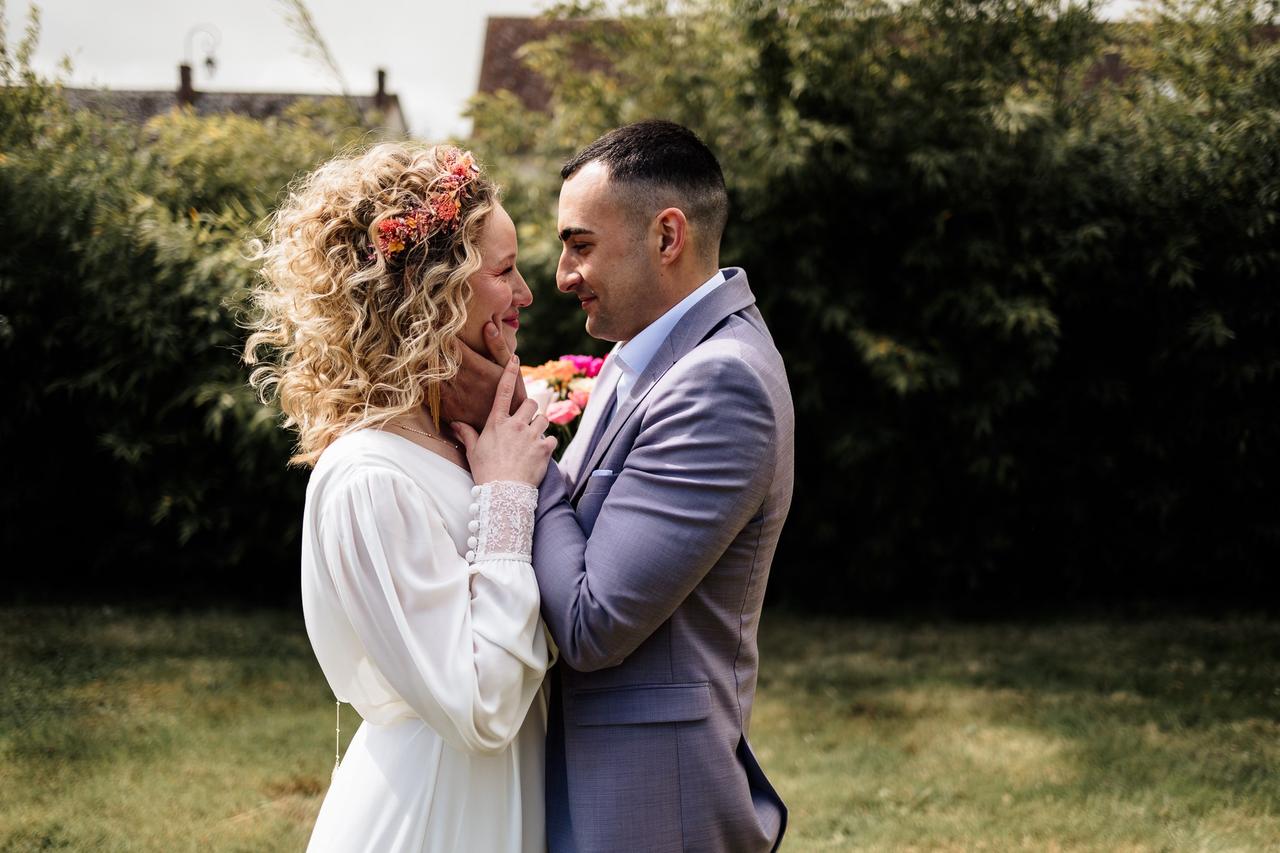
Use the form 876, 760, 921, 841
614, 269, 727, 382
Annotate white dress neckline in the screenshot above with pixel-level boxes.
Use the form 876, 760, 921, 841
356, 426, 474, 479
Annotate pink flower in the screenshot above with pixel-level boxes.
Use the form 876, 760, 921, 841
546, 399, 582, 425
367, 147, 482, 267
568, 377, 593, 410
559, 354, 606, 378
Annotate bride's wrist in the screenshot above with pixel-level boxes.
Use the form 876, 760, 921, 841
465, 481, 538, 565
471, 465, 539, 488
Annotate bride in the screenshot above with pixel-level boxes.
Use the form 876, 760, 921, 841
243, 142, 557, 851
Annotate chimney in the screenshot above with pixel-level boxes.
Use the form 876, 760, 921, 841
1101, 51, 1123, 84
375, 68, 387, 110
178, 63, 195, 107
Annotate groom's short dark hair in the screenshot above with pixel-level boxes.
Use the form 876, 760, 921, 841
562, 120, 729, 255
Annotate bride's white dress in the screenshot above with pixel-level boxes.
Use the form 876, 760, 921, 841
299, 428, 554, 852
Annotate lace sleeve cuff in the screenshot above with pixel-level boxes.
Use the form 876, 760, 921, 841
465, 481, 538, 565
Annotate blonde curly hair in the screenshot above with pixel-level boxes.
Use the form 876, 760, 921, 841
242, 142, 499, 467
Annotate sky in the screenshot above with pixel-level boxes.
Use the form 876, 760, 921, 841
24, 0, 551, 139
24, 0, 1142, 139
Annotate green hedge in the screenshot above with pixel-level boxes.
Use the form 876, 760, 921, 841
473, 0, 1280, 607
2, 0, 1277, 609
0, 6, 373, 601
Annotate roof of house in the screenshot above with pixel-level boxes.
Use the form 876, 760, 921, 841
477, 16, 613, 113
62, 68, 406, 132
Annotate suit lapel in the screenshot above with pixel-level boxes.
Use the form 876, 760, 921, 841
561, 343, 622, 483
568, 268, 756, 504
570, 342, 671, 503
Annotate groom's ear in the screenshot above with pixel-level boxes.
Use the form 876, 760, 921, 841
655, 207, 688, 266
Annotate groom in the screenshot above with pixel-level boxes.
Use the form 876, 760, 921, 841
533, 121, 792, 853
452, 120, 792, 852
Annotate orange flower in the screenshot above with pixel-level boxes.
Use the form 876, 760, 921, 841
369, 146, 481, 265
539, 359, 579, 384
432, 195, 461, 225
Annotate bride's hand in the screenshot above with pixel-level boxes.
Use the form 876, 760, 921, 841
451, 355, 556, 487
478, 319, 528, 412
439, 319, 529, 430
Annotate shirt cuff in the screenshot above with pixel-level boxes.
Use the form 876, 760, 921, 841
465, 481, 538, 564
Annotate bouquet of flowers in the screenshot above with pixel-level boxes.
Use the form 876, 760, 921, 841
522, 354, 605, 451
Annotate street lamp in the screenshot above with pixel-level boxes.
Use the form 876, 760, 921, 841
184, 24, 221, 79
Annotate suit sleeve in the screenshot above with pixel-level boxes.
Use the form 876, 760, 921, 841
532, 351, 774, 672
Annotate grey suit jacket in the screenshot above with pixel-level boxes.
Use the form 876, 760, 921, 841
532, 268, 794, 852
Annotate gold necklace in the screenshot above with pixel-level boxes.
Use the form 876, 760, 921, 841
391, 421, 463, 451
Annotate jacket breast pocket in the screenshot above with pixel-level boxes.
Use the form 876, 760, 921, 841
574, 470, 618, 535
570, 681, 711, 726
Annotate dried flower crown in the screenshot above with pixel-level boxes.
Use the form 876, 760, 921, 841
370, 149, 482, 265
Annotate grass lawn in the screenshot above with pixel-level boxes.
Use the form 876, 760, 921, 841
1, 607, 1277, 852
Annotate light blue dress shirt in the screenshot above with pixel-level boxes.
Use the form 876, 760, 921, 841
611, 269, 727, 405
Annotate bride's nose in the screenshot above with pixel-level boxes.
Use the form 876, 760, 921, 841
512, 269, 533, 308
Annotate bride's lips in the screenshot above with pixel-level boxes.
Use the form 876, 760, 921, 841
501, 312, 519, 331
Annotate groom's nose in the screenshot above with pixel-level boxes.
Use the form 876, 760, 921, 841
557, 267, 583, 294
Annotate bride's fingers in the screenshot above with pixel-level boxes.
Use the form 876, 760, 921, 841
483, 320, 528, 416
483, 320, 512, 365
450, 421, 479, 454
509, 363, 528, 415
488, 356, 519, 425
513, 397, 540, 425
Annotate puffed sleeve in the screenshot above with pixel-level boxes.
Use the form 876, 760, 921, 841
317, 466, 550, 755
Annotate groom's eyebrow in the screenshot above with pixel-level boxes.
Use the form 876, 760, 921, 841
558, 227, 593, 242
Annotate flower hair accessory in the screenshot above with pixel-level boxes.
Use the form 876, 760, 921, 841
372, 149, 482, 264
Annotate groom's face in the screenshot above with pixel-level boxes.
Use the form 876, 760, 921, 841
556, 162, 657, 342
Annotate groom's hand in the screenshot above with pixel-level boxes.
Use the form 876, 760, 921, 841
439, 319, 528, 431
